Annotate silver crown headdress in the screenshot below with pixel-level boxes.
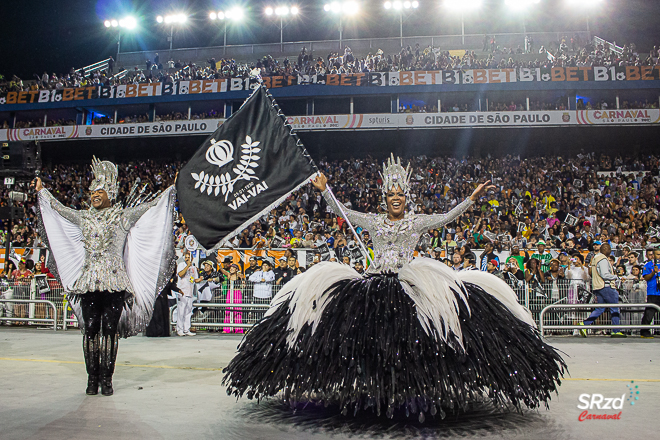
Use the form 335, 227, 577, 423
379, 153, 412, 198
89, 156, 118, 201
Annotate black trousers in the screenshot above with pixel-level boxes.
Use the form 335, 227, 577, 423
641, 295, 660, 336
79, 292, 125, 383
80, 291, 125, 338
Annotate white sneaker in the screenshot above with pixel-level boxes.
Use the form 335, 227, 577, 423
184, 331, 196, 336
177, 331, 185, 336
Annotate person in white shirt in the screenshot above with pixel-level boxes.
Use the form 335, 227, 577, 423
248, 260, 276, 300
176, 251, 198, 336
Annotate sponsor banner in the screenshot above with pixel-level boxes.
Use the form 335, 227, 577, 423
286, 114, 398, 130
575, 109, 660, 125
3, 67, 660, 106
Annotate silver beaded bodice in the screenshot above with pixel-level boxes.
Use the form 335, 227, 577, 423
323, 189, 473, 273
38, 189, 162, 295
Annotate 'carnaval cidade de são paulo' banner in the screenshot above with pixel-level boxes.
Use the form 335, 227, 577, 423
2, 109, 660, 142
3, 66, 660, 106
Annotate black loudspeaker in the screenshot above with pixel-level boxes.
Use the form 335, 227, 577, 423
1, 141, 41, 171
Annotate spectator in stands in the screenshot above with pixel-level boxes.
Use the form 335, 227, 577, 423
545, 259, 565, 280
506, 246, 526, 271
451, 252, 463, 271
176, 251, 197, 337
479, 242, 499, 271
580, 243, 626, 338
244, 257, 259, 279
525, 258, 545, 285
276, 256, 298, 285
195, 260, 223, 319
531, 241, 552, 273
486, 260, 502, 278
463, 254, 477, 271
249, 260, 275, 300
504, 259, 525, 281
641, 248, 660, 338
223, 264, 245, 334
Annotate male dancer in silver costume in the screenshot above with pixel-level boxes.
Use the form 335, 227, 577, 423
33, 158, 176, 395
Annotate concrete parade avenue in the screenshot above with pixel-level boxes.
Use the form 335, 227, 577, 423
1, 328, 658, 440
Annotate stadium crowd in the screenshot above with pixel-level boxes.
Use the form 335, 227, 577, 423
0, 35, 651, 96
1, 153, 659, 266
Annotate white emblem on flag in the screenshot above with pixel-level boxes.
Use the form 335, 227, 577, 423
191, 135, 261, 201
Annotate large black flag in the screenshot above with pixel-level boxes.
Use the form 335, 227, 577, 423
176, 86, 317, 250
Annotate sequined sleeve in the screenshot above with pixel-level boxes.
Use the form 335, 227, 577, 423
322, 188, 375, 231
413, 197, 474, 231
38, 189, 82, 226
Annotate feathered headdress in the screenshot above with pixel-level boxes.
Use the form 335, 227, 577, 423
89, 156, 118, 201
379, 153, 412, 198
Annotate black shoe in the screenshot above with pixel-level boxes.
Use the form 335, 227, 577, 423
86, 376, 99, 395
101, 378, 114, 396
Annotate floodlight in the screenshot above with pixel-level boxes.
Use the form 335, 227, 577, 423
403, 1, 411, 8
384, 1, 392, 8
393, 1, 402, 9
210, 12, 218, 19
265, 7, 274, 15
412, 0, 419, 6
123, 16, 137, 29
218, 11, 226, 20
227, 7, 244, 21
444, 0, 482, 10
505, 0, 541, 10
291, 6, 299, 14
111, 19, 118, 27
104, 20, 111, 27
156, 15, 164, 23
566, 0, 602, 6
343, 1, 359, 14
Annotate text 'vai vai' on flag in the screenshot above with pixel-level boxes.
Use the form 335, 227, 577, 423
176, 85, 317, 250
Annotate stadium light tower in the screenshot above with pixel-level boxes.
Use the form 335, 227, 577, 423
323, 2, 360, 50
209, 8, 245, 55
566, 0, 603, 36
264, 5, 300, 52
504, 0, 540, 35
103, 16, 138, 61
383, 1, 420, 47
156, 13, 187, 51
443, 1, 482, 46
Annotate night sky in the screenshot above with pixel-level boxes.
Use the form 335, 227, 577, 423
2, 0, 660, 79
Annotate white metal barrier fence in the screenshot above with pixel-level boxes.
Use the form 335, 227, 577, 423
2, 277, 658, 337
0, 279, 77, 330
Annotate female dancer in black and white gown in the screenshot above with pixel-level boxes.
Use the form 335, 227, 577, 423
223, 155, 565, 420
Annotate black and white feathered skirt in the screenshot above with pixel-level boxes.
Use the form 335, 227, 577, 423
222, 259, 566, 420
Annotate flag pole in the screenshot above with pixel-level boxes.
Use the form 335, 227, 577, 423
322, 182, 374, 267
250, 72, 373, 267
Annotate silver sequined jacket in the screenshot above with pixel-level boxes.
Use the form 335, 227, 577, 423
323, 189, 473, 273
38, 189, 166, 295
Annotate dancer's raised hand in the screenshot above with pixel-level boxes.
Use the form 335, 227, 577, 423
470, 180, 496, 202
311, 173, 328, 192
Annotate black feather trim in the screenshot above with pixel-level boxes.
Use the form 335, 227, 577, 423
222, 273, 566, 419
